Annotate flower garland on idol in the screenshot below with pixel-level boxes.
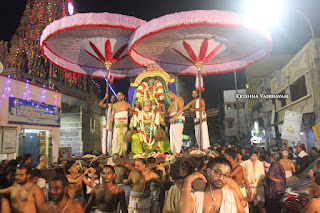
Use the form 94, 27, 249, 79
133, 99, 161, 147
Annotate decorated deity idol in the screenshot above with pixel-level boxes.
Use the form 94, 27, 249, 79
131, 86, 169, 154
127, 64, 177, 155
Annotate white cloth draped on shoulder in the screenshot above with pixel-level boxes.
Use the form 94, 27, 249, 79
241, 160, 266, 205
191, 188, 237, 213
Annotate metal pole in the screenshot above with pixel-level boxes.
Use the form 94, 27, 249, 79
218, 92, 223, 143
234, 71, 241, 141
197, 69, 203, 150
104, 65, 111, 155
296, 10, 320, 125
287, 76, 292, 111
296, 10, 318, 69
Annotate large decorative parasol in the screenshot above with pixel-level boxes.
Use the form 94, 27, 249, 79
40, 12, 146, 80
128, 10, 272, 149
40, 12, 145, 154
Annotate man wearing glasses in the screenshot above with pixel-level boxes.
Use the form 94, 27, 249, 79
180, 156, 245, 213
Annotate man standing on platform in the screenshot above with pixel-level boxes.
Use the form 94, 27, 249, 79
110, 92, 131, 156
99, 92, 117, 155
167, 90, 185, 156
184, 90, 210, 151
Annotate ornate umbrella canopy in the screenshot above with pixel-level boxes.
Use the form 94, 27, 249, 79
40, 12, 146, 79
128, 10, 272, 76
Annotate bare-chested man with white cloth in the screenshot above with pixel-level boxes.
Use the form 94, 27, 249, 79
184, 90, 210, 151
99, 93, 117, 155
0, 165, 44, 213
110, 92, 131, 156
279, 150, 296, 178
180, 156, 245, 213
167, 90, 185, 156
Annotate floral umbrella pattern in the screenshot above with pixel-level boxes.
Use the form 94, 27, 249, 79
41, 12, 146, 79
129, 10, 272, 76
128, 10, 272, 149
172, 39, 223, 65
84, 39, 128, 65
172, 39, 224, 90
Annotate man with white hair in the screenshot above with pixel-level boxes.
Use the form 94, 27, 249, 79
279, 150, 296, 178
36, 154, 48, 170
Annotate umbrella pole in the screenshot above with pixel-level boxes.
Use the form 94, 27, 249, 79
104, 62, 112, 155
196, 62, 203, 151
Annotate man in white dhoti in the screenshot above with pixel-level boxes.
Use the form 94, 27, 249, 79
180, 156, 245, 213
184, 90, 210, 151
167, 90, 185, 156
99, 93, 117, 155
110, 92, 131, 156
241, 150, 266, 213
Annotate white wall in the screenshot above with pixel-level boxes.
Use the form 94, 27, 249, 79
0, 75, 61, 162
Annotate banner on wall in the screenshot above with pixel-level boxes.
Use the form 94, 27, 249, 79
8, 97, 60, 127
0, 127, 16, 154
281, 111, 303, 142
313, 123, 320, 147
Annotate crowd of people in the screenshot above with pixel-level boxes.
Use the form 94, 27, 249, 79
0, 88, 319, 213
1, 143, 320, 213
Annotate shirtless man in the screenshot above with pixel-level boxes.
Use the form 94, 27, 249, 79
65, 161, 96, 206
0, 195, 10, 213
225, 148, 251, 213
110, 92, 131, 155
146, 157, 169, 213
85, 165, 127, 213
236, 151, 244, 164
0, 165, 44, 213
302, 172, 320, 213
180, 156, 245, 213
124, 158, 166, 213
40, 174, 84, 213
167, 90, 185, 156
111, 153, 132, 205
99, 93, 117, 155
184, 90, 210, 151
309, 160, 320, 200
279, 150, 296, 178
22, 153, 33, 167
302, 198, 320, 213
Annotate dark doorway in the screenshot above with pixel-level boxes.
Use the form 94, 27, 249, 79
24, 133, 40, 168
